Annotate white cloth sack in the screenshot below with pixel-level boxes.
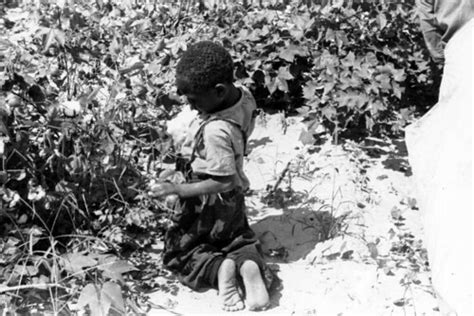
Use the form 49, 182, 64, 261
405, 19, 473, 315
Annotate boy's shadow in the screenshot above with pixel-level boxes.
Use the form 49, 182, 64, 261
250, 207, 338, 263
249, 207, 339, 309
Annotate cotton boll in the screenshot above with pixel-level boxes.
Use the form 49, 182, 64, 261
6, 93, 22, 108
82, 113, 94, 125
62, 100, 81, 117
166, 105, 197, 149
0, 102, 11, 118
165, 194, 179, 209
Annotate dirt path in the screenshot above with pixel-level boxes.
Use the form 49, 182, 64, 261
148, 114, 439, 316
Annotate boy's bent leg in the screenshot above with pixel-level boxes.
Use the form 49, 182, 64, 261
218, 259, 245, 311
240, 260, 270, 311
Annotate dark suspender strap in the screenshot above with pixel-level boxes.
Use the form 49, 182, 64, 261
189, 117, 247, 164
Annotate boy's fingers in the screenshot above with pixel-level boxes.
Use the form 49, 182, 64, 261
148, 182, 162, 191
147, 186, 163, 197
147, 182, 175, 198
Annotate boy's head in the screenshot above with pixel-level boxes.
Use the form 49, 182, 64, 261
176, 41, 235, 114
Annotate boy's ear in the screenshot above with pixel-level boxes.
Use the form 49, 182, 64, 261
214, 83, 228, 99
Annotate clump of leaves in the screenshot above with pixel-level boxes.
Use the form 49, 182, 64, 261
1, 0, 180, 313
219, 2, 441, 139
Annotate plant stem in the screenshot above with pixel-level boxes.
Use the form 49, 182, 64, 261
0, 283, 69, 293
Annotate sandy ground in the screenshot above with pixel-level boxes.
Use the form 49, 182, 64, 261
148, 113, 440, 316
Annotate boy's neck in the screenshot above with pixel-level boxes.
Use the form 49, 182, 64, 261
219, 85, 241, 112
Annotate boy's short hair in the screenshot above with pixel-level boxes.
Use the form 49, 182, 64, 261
176, 41, 234, 94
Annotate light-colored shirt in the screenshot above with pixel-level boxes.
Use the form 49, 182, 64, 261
180, 86, 256, 190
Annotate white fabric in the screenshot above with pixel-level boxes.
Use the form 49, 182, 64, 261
405, 18, 473, 315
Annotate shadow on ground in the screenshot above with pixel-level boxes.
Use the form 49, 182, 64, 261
248, 206, 339, 311
358, 137, 412, 176
250, 207, 338, 263
382, 138, 412, 176
247, 136, 272, 152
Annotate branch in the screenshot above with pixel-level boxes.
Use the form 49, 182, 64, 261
0, 283, 68, 293
269, 161, 291, 193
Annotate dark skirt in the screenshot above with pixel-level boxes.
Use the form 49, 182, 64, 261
163, 188, 275, 291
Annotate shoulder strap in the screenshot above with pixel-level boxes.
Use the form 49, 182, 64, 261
190, 117, 248, 164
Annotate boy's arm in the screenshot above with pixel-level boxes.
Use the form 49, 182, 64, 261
148, 175, 236, 199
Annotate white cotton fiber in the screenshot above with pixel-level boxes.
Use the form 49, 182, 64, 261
166, 105, 198, 149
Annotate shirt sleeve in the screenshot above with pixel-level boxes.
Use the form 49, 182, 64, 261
191, 122, 238, 177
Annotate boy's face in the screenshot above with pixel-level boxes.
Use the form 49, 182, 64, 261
176, 79, 226, 114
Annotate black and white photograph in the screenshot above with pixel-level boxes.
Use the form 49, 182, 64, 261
0, 0, 472, 315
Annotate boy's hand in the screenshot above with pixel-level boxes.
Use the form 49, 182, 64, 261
148, 182, 177, 198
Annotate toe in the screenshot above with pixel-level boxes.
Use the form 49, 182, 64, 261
223, 301, 245, 312
218, 259, 245, 312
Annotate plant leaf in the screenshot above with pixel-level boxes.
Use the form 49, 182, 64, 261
302, 82, 321, 100
321, 105, 337, 120
265, 76, 278, 94
61, 253, 97, 274
77, 283, 100, 312
102, 281, 125, 314
107, 260, 138, 274
54, 29, 65, 47
277, 66, 293, 81
325, 28, 335, 42
298, 129, 314, 145
393, 298, 406, 307
377, 13, 387, 29
279, 45, 308, 62
367, 242, 378, 260
99, 259, 137, 282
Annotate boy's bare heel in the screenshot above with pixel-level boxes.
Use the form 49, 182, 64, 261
240, 260, 270, 311
218, 259, 245, 312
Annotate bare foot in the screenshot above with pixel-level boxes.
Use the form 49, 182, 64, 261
240, 260, 270, 311
218, 259, 245, 312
